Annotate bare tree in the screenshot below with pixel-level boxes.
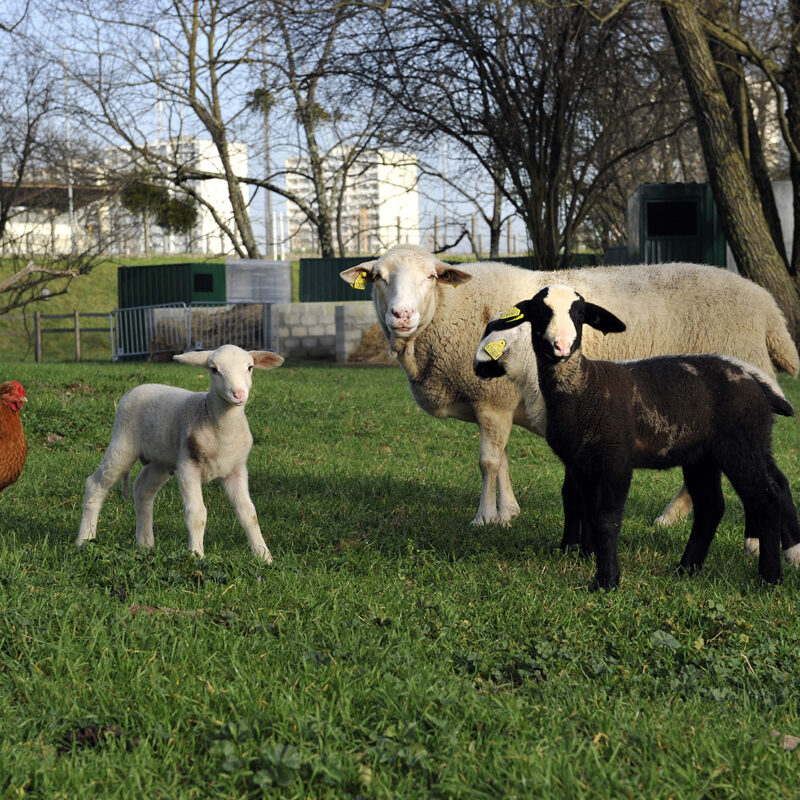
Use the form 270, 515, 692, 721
242, 0, 405, 257
659, 0, 800, 342
56, 0, 263, 257
47, 0, 400, 259
351, 0, 692, 268
0, 22, 111, 314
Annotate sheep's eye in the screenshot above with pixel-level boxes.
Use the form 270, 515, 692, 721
247, 365, 254, 373
210, 366, 219, 374
373, 273, 385, 283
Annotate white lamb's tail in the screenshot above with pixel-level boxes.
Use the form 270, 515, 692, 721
120, 470, 131, 499
766, 304, 800, 377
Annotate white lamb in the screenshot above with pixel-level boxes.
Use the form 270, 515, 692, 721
76, 344, 284, 561
340, 244, 799, 527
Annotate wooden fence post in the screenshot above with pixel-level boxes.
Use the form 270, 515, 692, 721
34, 311, 42, 362
74, 309, 81, 362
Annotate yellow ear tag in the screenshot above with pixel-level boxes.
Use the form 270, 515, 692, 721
484, 340, 506, 360
353, 271, 367, 290
500, 306, 524, 322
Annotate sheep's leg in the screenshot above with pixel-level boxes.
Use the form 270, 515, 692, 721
177, 465, 207, 559
133, 463, 170, 548
678, 463, 725, 575
76, 445, 138, 547
726, 462, 782, 585
222, 464, 273, 564
472, 407, 517, 526
560, 470, 591, 554
742, 461, 800, 564
768, 461, 800, 567
654, 482, 693, 527
585, 472, 630, 591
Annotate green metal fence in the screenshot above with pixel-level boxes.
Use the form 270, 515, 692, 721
118, 262, 227, 308
298, 257, 375, 302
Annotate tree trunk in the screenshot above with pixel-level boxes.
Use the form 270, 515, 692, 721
785, 0, 800, 278
489, 181, 503, 259
661, 1, 800, 344
708, 34, 788, 266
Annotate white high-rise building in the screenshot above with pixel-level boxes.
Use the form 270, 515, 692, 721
285, 148, 419, 254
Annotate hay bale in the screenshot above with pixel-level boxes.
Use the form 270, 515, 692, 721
347, 323, 398, 366
149, 305, 267, 359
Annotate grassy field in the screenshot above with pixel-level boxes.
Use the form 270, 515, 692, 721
1, 357, 800, 798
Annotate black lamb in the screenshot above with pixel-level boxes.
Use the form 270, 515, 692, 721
474, 284, 799, 590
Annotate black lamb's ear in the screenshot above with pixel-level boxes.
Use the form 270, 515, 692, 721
490, 299, 531, 329
584, 302, 626, 334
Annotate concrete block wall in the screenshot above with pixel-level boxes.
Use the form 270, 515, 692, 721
335, 302, 380, 363
277, 300, 376, 361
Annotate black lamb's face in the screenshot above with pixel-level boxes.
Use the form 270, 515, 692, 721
528, 285, 586, 363
529, 285, 627, 362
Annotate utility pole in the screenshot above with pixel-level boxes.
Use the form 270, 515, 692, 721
262, 0, 273, 258
62, 47, 75, 253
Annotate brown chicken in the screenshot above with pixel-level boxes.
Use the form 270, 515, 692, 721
0, 381, 28, 492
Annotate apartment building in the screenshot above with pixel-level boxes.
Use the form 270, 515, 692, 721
285, 148, 419, 254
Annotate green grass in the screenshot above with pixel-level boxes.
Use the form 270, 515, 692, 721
1, 360, 800, 798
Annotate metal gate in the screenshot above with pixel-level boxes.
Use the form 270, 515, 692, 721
111, 302, 279, 361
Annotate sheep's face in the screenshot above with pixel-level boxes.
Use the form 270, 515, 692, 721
174, 345, 284, 406
473, 314, 535, 382
339, 244, 471, 342
527, 285, 626, 363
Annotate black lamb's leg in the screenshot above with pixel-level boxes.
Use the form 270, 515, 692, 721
585, 471, 630, 591
768, 460, 800, 561
726, 457, 783, 585
560, 469, 591, 554
678, 461, 724, 575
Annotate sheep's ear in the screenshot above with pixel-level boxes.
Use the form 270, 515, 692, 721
584, 303, 626, 334
486, 299, 531, 332
173, 350, 214, 367
434, 261, 472, 286
250, 351, 284, 370
340, 262, 376, 290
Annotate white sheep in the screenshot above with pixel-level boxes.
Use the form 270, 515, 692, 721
76, 344, 284, 561
474, 285, 799, 589
340, 244, 799, 527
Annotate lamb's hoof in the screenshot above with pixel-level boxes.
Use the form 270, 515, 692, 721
744, 537, 760, 556
589, 575, 619, 592
497, 503, 521, 525
654, 506, 690, 527
760, 570, 783, 586
470, 512, 498, 526
677, 561, 702, 576
782, 544, 800, 567
253, 546, 274, 564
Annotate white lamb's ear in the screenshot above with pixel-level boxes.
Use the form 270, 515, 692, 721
250, 351, 285, 370
173, 350, 214, 367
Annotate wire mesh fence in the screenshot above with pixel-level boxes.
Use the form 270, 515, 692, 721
111, 302, 279, 361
